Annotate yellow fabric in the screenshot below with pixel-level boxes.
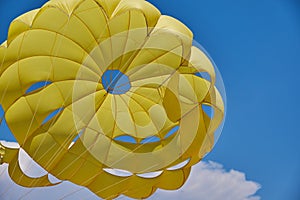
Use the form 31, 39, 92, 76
0, 0, 225, 199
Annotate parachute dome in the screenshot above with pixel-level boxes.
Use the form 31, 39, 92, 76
0, 0, 225, 199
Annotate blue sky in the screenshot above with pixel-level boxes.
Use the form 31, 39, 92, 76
0, 0, 300, 199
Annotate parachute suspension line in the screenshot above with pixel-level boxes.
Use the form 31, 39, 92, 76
0, 5, 155, 199
94, 163, 161, 199
59, 161, 160, 200
8, 82, 52, 189
0, 144, 4, 165
99, 16, 157, 96
57, 110, 185, 199
67, 107, 202, 198
0, 46, 12, 195
57, 122, 160, 199
60, 103, 203, 200
0, 40, 8, 74
19, 90, 104, 198
0, 10, 75, 200
2, 31, 45, 196
21, 79, 199, 199
15, 15, 75, 200
0, 116, 3, 127
0, 85, 11, 197
0, 84, 9, 128
15, 11, 117, 198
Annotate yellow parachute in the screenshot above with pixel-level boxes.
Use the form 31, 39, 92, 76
0, 0, 225, 199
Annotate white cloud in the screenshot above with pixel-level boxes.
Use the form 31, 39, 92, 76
0, 141, 261, 200
146, 161, 261, 200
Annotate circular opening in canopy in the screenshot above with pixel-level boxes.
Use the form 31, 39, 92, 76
101, 70, 131, 95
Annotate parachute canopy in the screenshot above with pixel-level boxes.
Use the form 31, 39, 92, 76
0, 0, 225, 199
